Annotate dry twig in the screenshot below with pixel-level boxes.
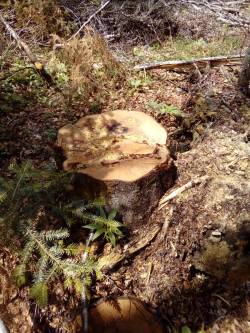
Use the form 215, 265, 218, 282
159, 176, 210, 210
68, 0, 111, 41
97, 224, 161, 272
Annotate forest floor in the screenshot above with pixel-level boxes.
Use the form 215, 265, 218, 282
0, 8, 250, 333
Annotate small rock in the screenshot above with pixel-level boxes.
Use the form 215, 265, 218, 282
211, 230, 221, 238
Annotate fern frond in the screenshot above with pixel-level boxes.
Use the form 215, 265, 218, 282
12, 264, 27, 287
21, 240, 35, 264
1, 161, 121, 309
0, 190, 7, 204
30, 282, 48, 307
49, 245, 65, 257
73, 278, 84, 295
65, 243, 83, 256
41, 266, 59, 283
36, 256, 49, 283
43, 228, 69, 241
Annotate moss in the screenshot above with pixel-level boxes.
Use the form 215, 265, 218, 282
195, 241, 231, 279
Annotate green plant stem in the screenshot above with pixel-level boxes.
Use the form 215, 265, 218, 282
11, 163, 29, 202
0, 67, 35, 81
81, 232, 93, 333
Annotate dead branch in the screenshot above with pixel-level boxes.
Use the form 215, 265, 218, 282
0, 13, 54, 86
134, 54, 246, 71
160, 205, 174, 239
60, 0, 180, 45
60, 0, 250, 47
158, 176, 210, 210
68, 0, 111, 41
97, 224, 161, 273
179, 0, 250, 27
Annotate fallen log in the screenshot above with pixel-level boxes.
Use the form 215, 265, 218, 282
134, 54, 246, 71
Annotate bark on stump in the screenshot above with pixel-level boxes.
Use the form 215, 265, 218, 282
57, 110, 176, 228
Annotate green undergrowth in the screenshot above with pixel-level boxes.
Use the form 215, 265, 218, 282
0, 60, 45, 113
0, 28, 126, 115
146, 100, 184, 117
178, 326, 206, 333
0, 162, 123, 307
132, 34, 244, 63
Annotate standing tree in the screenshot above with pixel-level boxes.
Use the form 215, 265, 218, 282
239, 46, 250, 97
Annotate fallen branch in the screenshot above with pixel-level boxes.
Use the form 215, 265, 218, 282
0, 13, 54, 86
159, 175, 210, 210
97, 224, 161, 273
179, 0, 250, 27
134, 54, 246, 71
160, 205, 174, 239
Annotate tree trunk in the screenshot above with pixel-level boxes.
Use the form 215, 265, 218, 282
238, 46, 250, 97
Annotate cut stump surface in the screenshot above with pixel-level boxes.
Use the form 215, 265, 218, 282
58, 110, 176, 228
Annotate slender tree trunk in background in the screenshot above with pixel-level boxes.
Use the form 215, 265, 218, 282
239, 46, 250, 97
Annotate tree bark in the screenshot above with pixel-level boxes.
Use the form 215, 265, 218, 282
73, 156, 176, 229
238, 46, 250, 97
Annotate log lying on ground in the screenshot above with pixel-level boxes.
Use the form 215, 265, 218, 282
134, 54, 246, 71
58, 110, 176, 228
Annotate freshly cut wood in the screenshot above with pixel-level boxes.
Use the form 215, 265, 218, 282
134, 54, 245, 71
88, 297, 164, 333
58, 110, 176, 227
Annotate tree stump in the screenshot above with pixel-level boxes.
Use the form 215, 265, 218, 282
57, 110, 176, 228
88, 297, 164, 333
